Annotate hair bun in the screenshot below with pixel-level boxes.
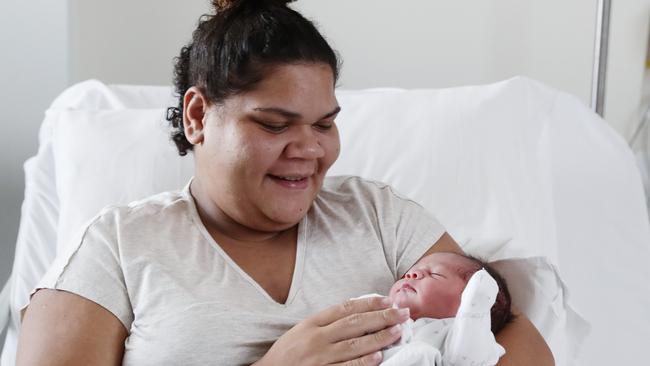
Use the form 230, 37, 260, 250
211, 0, 237, 12
212, 0, 296, 12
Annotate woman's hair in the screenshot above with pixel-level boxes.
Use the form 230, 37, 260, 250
167, 0, 340, 156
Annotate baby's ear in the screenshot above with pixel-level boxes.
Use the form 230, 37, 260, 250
460, 268, 479, 282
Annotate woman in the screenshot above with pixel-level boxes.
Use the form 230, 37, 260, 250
17, 0, 554, 365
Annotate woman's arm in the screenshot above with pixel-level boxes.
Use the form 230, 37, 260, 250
17, 289, 127, 366
494, 308, 554, 365
419, 232, 555, 366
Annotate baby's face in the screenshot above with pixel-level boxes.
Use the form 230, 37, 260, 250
388, 252, 479, 319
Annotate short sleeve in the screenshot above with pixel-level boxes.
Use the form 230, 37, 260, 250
379, 185, 446, 279
26, 209, 134, 330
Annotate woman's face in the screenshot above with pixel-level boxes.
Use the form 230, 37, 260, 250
192, 63, 340, 233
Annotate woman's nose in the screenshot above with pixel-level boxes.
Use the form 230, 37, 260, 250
285, 126, 325, 159
404, 269, 424, 279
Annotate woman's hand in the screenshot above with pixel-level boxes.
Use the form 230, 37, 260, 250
255, 296, 410, 366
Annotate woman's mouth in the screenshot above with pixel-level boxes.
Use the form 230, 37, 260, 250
268, 174, 310, 189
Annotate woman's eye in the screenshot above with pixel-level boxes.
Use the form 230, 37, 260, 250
259, 122, 288, 133
314, 121, 333, 131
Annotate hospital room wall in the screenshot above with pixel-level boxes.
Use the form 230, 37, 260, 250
67, 0, 650, 138
1, 0, 649, 287
0, 1, 69, 286
292, 0, 650, 140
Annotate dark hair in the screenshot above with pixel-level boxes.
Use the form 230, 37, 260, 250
167, 0, 341, 156
460, 254, 515, 334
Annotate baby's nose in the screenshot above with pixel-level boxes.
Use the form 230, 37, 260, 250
404, 270, 424, 279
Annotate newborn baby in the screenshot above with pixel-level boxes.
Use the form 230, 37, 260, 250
378, 252, 513, 366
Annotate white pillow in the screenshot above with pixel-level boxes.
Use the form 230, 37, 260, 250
330, 81, 559, 263
490, 256, 590, 366
49, 79, 174, 110
51, 109, 193, 254
51, 79, 560, 265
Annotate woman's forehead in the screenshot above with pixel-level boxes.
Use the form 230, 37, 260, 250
249, 63, 335, 97
226, 63, 338, 116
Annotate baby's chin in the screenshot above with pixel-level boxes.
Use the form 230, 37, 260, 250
389, 291, 413, 309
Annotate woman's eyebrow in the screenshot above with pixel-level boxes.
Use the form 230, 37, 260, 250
253, 106, 341, 120
321, 106, 341, 119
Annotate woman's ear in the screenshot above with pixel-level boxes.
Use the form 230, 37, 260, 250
183, 86, 209, 145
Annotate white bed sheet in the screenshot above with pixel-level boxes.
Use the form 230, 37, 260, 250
2, 77, 649, 365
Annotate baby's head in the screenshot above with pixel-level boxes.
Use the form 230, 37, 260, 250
388, 252, 513, 333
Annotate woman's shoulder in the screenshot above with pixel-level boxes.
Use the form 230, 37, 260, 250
315, 176, 425, 222
89, 188, 192, 229
322, 175, 386, 194
320, 175, 415, 204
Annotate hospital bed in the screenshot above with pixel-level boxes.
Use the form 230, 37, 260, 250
1, 76, 649, 365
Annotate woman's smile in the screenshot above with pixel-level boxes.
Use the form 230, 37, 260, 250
268, 174, 311, 189
188, 63, 340, 233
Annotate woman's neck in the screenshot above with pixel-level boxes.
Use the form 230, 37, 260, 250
189, 178, 293, 244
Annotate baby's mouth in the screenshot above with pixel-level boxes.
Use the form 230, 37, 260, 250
400, 283, 416, 293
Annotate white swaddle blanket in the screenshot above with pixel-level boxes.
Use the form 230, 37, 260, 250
379, 269, 505, 366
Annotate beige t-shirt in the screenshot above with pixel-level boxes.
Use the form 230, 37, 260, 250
32, 176, 445, 365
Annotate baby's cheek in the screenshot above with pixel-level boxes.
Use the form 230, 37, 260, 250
436, 294, 462, 318
387, 286, 400, 303
387, 281, 402, 298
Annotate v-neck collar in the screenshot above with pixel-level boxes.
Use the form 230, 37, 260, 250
182, 178, 308, 307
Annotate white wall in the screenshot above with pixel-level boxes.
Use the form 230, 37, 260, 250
69, 0, 209, 85
608, 0, 650, 137
294, 0, 650, 138
298, 1, 596, 94
68, 0, 650, 138
0, 0, 69, 288
0, 0, 209, 292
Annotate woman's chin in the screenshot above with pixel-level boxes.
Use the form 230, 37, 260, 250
265, 203, 312, 226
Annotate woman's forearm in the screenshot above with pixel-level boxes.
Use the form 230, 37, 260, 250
495, 310, 554, 366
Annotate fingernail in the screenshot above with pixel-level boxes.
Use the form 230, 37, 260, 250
372, 351, 383, 361
380, 297, 392, 306
398, 308, 410, 317
389, 324, 401, 335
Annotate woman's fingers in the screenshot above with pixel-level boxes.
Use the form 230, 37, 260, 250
326, 307, 410, 342
329, 325, 402, 364
311, 296, 392, 327
261, 297, 406, 365
330, 351, 383, 366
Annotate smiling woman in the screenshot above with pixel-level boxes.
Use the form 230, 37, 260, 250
16, 0, 553, 365
184, 63, 341, 236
